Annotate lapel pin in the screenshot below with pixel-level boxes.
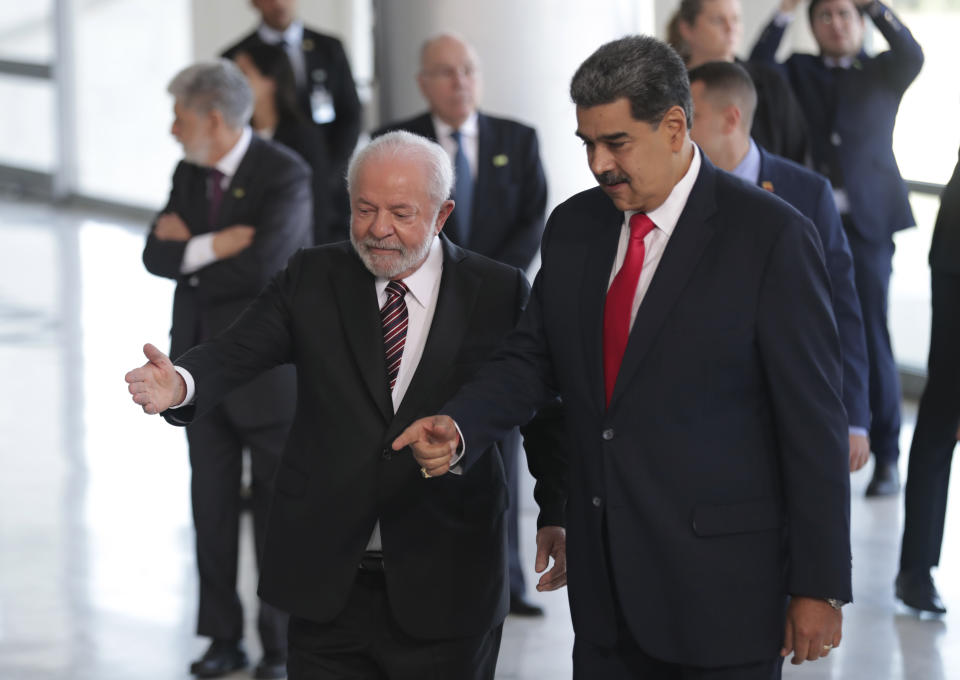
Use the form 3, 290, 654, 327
233, 187, 246, 199
492, 154, 509, 167
761, 181, 774, 193
303, 38, 314, 51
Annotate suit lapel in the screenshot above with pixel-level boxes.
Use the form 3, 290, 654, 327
389, 238, 479, 439
332, 255, 394, 422
608, 160, 719, 409
215, 137, 259, 230
580, 194, 624, 415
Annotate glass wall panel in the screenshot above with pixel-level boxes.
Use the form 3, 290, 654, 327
0, 75, 56, 172
0, 3, 54, 63
73, 0, 191, 208
893, 5, 960, 186
890, 192, 941, 372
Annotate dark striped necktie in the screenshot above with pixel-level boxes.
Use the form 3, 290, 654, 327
380, 280, 410, 392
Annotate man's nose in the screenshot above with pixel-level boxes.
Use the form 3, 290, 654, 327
590, 146, 615, 176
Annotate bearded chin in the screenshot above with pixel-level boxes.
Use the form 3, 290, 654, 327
351, 233, 436, 279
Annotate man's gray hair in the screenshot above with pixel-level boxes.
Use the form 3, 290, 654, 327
570, 35, 694, 129
347, 131, 454, 210
167, 60, 253, 129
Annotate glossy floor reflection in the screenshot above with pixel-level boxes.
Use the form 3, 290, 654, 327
1, 198, 959, 679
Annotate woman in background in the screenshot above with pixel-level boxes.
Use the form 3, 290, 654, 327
233, 43, 337, 245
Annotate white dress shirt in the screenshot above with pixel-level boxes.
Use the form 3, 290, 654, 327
432, 112, 479, 180
608, 145, 702, 330
258, 20, 307, 88
180, 126, 253, 275
366, 237, 445, 550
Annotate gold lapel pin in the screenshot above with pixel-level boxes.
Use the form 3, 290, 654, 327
233, 187, 246, 199
303, 38, 314, 51
761, 181, 774, 193
492, 154, 509, 167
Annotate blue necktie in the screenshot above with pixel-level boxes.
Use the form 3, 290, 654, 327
451, 130, 473, 246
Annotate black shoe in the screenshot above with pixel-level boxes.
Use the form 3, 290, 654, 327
189, 639, 248, 678
896, 569, 947, 614
509, 593, 545, 617
866, 460, 901, 497
253, 651, 287, 680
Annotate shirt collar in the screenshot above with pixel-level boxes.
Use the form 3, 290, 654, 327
626, 144, 701, 237
258, 20, 303, 47
823, 55, 855, 69
432, 111, 479, 141
374, 236, 443, 310
214, 126, 253, 179
731, 138, 762, 185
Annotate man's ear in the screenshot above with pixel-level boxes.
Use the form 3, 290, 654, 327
722, 105, 742, 134
435, 199, 456, 233
661, 105, 689, 151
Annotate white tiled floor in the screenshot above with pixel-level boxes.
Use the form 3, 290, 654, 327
1, 198, 959, 679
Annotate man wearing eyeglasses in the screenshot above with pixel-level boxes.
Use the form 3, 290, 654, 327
374, 32, 550, 618
751, 0, 923, 499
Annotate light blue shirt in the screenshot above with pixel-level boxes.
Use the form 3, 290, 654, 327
731, 138, 762, 185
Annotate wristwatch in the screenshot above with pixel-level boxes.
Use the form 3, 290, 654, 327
824, 598, 846, 610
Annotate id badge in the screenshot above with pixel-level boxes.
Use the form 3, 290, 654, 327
311, 86, 336, 124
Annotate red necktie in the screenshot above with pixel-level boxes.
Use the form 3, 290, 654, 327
603, 213, 656, 407
380, 280, 410, 392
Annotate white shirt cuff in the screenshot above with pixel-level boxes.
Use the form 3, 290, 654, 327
180, 233, 218, 275
171, 366, 196, 408
849, 426, 868, 438
448, 420, 466, 476
773, 11, 794, 27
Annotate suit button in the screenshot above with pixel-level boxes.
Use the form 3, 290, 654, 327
830, 132, 842, 146
381, 448, 392, 460
188, 275, 199, 287
592, 497, 602, 507
602, 428, 615, 441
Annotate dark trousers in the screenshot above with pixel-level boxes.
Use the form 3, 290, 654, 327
573, 628, 783, 680
900, 272, 960, 570
287, 571, 503, 679
186, 404, 289, 653
502, 428, 526, 598
844, 222, 902, 463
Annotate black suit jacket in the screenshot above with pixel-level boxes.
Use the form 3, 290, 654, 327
757, 146, 870, 430
750, 1, 923, 242
374, 112, 548, 270
164, 238, 564, 639
443, 155, 852, 667
143, 136, 312, 427
224, 26, 362, 169
740, 58, 809, 164
930, 147, 960, 274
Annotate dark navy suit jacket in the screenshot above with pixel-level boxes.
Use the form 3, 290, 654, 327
757, 146, 870, 429
750, 1, 923, 242
374, 111, 548, 270
442, 154, 852, 667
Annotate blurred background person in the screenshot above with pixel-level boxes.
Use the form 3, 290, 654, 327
232, 42, 331, 244
674, 0, 809, 163
143, 59, 312, 679
897, 146, 960, 615
224, 0, 362, 244
751, 0, 924, 497
688, 60, 871, 474
374, 32, 549, 617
